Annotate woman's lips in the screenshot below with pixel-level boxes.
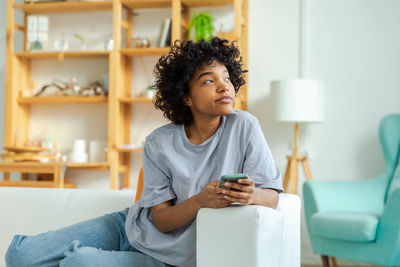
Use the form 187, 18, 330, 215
216, 96, 233, 104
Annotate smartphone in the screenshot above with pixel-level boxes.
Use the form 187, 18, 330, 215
218, 173, 249, 187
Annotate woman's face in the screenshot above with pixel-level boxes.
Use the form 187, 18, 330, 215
186, 60, 235, 121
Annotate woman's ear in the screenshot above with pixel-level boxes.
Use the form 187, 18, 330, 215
184, 95, 192, 106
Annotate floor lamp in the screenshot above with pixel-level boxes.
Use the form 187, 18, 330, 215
270, 79, 324, 194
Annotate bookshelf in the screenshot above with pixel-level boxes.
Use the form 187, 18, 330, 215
2, 0, 248, 190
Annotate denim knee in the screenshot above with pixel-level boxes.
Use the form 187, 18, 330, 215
6, 235, 37, 267
59, 240, 92, 267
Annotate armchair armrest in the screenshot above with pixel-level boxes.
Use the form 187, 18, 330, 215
376, 188, 400, 264
303, 175, 387, 215
196, 194, 300, 267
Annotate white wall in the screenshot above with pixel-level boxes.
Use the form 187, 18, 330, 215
1, 0, 400, 265
249, 0, 400, 265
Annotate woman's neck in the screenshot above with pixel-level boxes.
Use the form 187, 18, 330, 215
185, 116, 222, 145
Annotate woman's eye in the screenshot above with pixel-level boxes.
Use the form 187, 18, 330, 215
203, 79, 213, 84
224, 77, 231, 82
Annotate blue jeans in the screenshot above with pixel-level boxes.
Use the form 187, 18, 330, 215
5, 209, 174, 267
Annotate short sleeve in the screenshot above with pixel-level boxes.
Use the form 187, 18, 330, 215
243, 119, 283, 192
141, 140, 177, 208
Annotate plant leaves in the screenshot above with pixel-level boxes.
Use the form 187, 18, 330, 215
188, 12, 215, 41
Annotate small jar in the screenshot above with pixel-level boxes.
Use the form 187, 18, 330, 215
131, 37, 151, 48
105, 39, 114, 51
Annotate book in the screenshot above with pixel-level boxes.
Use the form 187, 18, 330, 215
158, 18, 171, 47
165, 21, 171, 47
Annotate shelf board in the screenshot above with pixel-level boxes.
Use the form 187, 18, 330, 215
120, 47, 170, 57
67, 162, 109, 170
15, 51, 110, 59
14, 1, 113, 14
182, 0, 233, 7
19, 96, 108, 105
122, 0, 171, 9
0, 180, 77, 188
119, 97, 153, 103
14, 0, 232, 14
0, 161, 62, 173
116, 147, 143, 152
0, 161, 108, 171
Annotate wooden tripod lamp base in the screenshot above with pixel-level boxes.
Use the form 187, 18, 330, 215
270, 79, 324, 194
282, 123, 313, 194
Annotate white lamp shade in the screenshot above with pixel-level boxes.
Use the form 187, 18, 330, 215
270, 79, 324, 122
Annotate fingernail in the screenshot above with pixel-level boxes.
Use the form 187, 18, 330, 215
222, 190, 226, 194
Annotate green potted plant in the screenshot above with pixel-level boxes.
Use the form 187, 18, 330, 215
187, 12, 215, 42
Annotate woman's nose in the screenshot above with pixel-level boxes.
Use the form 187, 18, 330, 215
217, 80, 229, 93
218, 86, 226, 93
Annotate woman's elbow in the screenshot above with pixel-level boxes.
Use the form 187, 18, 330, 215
152, 210, 173, 233
153, 218, 170, 233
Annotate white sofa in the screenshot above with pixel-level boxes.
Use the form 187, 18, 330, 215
0, 187, 300, 267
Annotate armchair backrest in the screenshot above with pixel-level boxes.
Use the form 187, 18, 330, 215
380, 114, 400, 201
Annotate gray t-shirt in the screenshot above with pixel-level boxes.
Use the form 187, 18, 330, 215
125, 110, 282, 267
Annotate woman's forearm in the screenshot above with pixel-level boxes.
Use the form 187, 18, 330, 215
152, 180, 232, 232
253, 188, 279, 208
151, 194, 202, 233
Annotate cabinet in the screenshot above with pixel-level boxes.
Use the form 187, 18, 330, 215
2, 0, 248, 189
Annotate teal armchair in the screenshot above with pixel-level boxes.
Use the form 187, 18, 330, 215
303, 114, 400, 267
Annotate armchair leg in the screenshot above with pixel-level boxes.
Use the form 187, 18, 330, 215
321, 255, 330, 267
330, 256, 337, 267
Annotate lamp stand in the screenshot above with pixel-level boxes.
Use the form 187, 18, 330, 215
283, 123, 313, 194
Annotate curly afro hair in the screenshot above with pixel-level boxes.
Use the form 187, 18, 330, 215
153, 37, 246, 125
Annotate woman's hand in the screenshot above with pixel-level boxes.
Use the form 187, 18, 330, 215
222, 178, 279, 208
197, 180, 232, 209
221, 178, 258, 205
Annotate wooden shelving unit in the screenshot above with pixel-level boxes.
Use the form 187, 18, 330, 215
3, 0, 248, 189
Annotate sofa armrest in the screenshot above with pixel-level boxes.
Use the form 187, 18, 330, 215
276, 194, 301, 267
196, 194, 300, 267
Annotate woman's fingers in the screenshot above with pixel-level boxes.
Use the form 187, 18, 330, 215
222, 188, 250, 199
223, 194, 250, 204
206, 178, 256, 206
224, 182, 254, 193
240, 178, 254, 185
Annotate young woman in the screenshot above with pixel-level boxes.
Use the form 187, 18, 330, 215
6, 37, 282, 267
